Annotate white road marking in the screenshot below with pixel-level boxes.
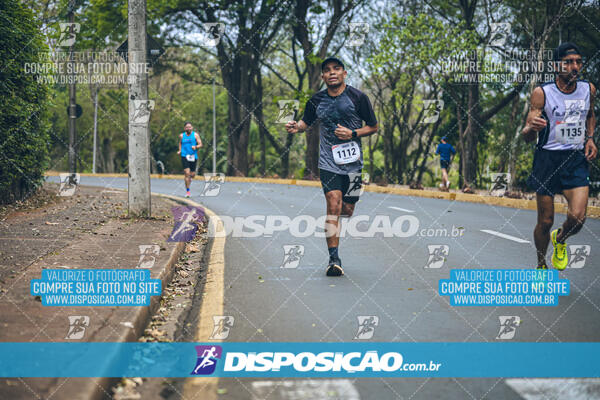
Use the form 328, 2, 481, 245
252, 379, 360, 400
481, 229, 530, 243
388, 206, 415, 213
505, 378, 600, 400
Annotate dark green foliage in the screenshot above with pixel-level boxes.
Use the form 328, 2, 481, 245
0, 0, 51, 203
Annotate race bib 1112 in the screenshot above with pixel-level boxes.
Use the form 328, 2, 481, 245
332, 141, 360, 165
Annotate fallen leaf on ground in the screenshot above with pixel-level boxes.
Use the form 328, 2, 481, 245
178, 270, 190, 278
145, 328, 166, 338
185, 244, 200, 253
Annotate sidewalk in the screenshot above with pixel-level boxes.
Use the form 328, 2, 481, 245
0, 183, 189, 400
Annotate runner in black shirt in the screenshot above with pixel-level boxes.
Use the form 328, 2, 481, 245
286, 57, 378, 276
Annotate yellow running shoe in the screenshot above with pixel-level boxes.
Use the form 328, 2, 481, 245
551, 229, 568, 270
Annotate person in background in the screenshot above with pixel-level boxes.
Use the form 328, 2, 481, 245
436, 136, 456, 191
177, 122, 203, 197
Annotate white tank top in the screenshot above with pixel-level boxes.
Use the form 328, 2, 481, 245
540, 80, 590, 151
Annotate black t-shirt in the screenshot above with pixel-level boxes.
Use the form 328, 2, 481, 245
301, 85, 377, 174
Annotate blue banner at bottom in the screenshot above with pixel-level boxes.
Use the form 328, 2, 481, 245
0, 342, 599, 378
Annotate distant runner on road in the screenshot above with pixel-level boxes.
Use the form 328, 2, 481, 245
522, 42, 597, 270
285, 57, 378, 276
177, 122, 202, 198
436, 136, 456, 191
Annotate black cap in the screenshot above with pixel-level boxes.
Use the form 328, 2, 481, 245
554, 42, 581, 61
321, 57, 345, 71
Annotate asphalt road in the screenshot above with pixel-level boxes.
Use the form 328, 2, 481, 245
49, 175, 600, 400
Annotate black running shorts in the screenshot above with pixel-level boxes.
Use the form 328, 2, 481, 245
526, 149, 589, 196
319, 168, 362, 204
181, 156, 197, 171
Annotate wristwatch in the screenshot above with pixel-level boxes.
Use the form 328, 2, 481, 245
585, 135, 594, 142
351, 130, 358, 139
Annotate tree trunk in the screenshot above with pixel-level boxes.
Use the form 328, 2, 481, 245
254, 64, 266, 176
368, 134, 374, 180
282, 132, 294, 178
463, 51, 481, 186
500, 95, 520, 174
416, 128, 438, 184
223, 66, 252, 177
103, 137, 115, 173
382, 122, 393, 185
304, 66, 322, 179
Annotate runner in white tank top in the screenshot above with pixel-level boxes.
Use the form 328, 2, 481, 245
522, 42, 597, 270
540, 80, 590, 151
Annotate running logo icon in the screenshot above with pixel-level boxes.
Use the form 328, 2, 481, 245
200, 23, 225, 47
422, 100, 444, 123
201, 173, 225, 196
347, 22, 369, 46
563, 100, 585, 123
57, 22, 80, 47
354, 316, 379, 339
425, 245, 449, 269
131, 100, 154, 124
209, 316, 234, 340
281, 245, 305, 269
489, 173, 510, 196
137, 245, 160, 268
168, 206, 205, 242
345, 172, 368, 198
65, 316, 89, 340
191, 345, 222, 375
488, 23, 510, 47
567, 245, 590, 269
275, 100, 299, 124
58, 173, 80, 196
496, 316, 520, 340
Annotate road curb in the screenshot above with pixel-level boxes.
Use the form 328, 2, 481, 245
157, 194, 225, 400
45, 172, 600, 218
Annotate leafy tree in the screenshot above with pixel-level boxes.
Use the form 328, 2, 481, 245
0, 0, 51, 203
158, 0, 289, 176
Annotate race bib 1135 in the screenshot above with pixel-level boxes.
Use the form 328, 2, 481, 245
556, 120, 585, 145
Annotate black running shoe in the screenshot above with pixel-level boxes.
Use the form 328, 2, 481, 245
326, 257, 344, 277
536, 263, 548, 270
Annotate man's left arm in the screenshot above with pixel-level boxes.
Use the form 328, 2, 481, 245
193, 133, 203, 150
585, 83, 597, 161
337, 123, 378, 139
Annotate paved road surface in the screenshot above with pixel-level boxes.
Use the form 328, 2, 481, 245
48, 175, 600, 399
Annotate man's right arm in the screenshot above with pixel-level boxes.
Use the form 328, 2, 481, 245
177, 134, 182, 154
286, 97, 317, 134
285, 120, 308, 133
522, 87, 547, 143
